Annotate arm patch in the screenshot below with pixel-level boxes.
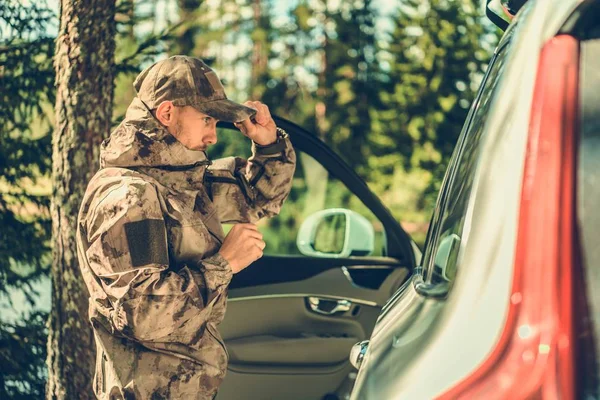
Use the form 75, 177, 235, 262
124, 219, 169, 267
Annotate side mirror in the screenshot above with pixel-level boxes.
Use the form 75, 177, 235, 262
486, 0, 527, 31
296, 208, 374, 258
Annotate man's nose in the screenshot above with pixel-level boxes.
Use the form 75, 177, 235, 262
204, 127, 218, 145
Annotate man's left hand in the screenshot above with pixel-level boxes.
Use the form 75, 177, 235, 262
234, 101, 277, 146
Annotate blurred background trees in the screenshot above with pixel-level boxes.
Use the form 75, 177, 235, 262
1, 2, 55, 398
0, 0, 498, 397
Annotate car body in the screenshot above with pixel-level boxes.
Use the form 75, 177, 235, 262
350, 0, 600, 398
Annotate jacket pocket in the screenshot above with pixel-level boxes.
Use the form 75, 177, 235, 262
204, 170, 256, 224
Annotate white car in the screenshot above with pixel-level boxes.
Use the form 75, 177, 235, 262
350, 0, 600, 398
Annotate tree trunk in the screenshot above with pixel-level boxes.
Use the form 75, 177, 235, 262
46, 1, 116, 399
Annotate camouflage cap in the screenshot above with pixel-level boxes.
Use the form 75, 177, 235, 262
133, 55, 256, 123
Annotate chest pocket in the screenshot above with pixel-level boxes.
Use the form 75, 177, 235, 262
163, 190, 225, 265
204, 168, 256, 224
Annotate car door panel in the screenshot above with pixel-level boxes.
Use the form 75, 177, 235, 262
217, 367, 352, 400
218, 299, 372, 400
227, 333, 359, 366
222, 297, 372, 368
216, 265, 407, 399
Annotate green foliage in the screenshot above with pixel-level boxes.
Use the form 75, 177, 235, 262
321, 0, 384, 165
0, 0, 54, 303
0, 312, 48, 399
0, 2, 56, 397
369, 0, 494, 219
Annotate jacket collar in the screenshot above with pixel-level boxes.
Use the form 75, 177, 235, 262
100, 97, 211, 170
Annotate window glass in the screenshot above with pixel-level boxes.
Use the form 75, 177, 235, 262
208, 130, 387, 257
420, 36, 515, 287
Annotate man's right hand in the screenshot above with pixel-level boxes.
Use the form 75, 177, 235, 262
218, 223, 265, 274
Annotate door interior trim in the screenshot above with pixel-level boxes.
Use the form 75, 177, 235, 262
227, 293, 379, 307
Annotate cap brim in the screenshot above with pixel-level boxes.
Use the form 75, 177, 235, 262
192, 99, 256, 123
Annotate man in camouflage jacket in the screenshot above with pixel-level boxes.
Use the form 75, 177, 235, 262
76, 56, 296, 399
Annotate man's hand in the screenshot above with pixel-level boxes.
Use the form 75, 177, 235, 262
218, 223, 265, 274
234, 101, 277, 146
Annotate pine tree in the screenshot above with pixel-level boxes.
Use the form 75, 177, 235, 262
0, 1, 55, 397
0, 313, 48, 399
0, 1, 54, 302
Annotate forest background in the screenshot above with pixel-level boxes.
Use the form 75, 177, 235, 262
0, 0, 498, 397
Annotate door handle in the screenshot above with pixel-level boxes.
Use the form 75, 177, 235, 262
307, 297, 352, 316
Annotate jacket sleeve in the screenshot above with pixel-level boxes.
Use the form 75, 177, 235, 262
82, 179, 232, 345
206, 135, 296, 224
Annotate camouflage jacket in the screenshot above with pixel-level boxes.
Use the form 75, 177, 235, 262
76, 97, 296, 400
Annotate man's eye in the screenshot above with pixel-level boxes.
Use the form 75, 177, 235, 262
204, 117, 212, 124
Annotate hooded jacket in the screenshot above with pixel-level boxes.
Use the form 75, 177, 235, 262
76, 98, 296, 400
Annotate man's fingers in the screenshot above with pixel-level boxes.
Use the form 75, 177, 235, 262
241, 101, 271, 126
230, 223, 262, 238
243, 101, 259, 120
246, 230, 263, 241
255, 103, 270, 125
233, 122, 245, 135
235, 118, 255, 135
259, 103, 271, 123
237, 223, 258, 231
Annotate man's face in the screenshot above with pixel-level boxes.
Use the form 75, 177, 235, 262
171, 106, 218, 151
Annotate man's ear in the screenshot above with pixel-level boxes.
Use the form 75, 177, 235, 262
154, 101, 177, 127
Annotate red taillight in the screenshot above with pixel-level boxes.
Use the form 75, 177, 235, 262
438, 35, 579, 400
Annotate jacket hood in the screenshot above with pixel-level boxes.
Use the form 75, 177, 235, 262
100, 97, 210, 169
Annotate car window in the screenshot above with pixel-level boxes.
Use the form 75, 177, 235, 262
208, 129, 388, 257
419, 33, 516, 288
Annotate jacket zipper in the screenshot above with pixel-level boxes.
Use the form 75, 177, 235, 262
207, 230, 223, 245
100, 351, 107, 394
207, 323, 229, 362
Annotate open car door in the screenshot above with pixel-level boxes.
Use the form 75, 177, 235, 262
211, 117, 417, 400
